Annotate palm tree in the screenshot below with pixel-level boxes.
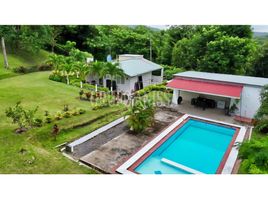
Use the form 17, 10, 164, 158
125, 98, 155, 133
61, 57, 74, 85
88, 61, 106, 84
103, 62, 125, 91
47, 53, 65, 72
79, 64, 90, 88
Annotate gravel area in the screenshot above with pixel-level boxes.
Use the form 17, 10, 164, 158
70, 121, 129, 159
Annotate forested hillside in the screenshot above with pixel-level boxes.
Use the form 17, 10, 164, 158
1, 25, 268, 78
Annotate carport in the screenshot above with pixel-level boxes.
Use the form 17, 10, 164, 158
167, 77, 243, 115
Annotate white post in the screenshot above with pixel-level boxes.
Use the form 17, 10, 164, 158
172, 89, 179, 104
95, 84, 98, 92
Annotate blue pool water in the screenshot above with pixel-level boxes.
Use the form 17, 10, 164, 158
135, 119, 236, 174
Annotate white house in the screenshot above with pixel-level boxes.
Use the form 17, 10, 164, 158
167, 71, 268, 122
87, 54, 163, 95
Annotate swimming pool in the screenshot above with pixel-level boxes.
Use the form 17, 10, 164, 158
116, 115, 246, 174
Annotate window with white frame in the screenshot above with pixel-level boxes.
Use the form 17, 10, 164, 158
116, 76, 125, 84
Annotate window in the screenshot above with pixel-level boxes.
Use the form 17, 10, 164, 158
152, 69, 162, 76
116, 76, 125, 84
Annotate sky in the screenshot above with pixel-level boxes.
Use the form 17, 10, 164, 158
150, 25, 268, 32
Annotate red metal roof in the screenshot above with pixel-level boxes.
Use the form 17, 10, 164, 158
167, 77, 243, 98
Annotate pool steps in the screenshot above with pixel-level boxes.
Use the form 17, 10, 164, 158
161, 158, 205, 174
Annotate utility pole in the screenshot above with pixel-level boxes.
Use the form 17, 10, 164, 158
149, 38, 152, 61
1, 37, 8, 69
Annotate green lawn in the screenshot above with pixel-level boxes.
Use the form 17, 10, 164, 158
0, 50, 50, 80
0, 72, 125, 173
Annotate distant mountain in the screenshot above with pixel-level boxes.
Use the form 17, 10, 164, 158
254, 32, 268, 38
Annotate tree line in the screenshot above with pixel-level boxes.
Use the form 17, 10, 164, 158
1, 25, 268, 77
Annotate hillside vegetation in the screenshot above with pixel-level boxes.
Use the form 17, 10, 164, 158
0, 49, 50, 80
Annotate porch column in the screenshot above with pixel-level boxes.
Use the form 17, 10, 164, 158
172, 89, 179, 104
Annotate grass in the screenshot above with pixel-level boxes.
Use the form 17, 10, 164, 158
0, 71, 126, 173
0, 49, 50, 80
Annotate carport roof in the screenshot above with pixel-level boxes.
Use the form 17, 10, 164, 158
174, 71, 268, 87
167, 77, 243, 99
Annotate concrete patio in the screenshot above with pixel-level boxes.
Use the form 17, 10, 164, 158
170, 100, 240, 125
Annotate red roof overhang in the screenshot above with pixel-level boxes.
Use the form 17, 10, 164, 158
167, 77, 243, 99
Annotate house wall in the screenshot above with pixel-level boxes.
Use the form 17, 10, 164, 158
239, 85, 262, 119
152, 68, 164, 84
86, 75, 100, 84
97, 71, 163, 95
141, 72, 153, 87
117, 77, 131, 94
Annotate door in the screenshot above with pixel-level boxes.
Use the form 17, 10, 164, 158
138, 75, 143, 90
106, 79, 117, 91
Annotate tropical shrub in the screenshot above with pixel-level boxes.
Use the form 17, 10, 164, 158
135, 83, 172, 97
45, 115, 53, 123
78, 108, 86, 114
5, 101, 26, 132
79, 90, 84, 99
49, 73, 65, 83
33, 118, 43, 127
63, 111, 72, 118
125, 98, 156, 133
255, 119, 268, 134
13, 66, 37, 74
38, 64, 53, 71
239, 137, 268, 174
23, 106, 39, 128
54, 112, 63, 120
92, 102, 110, 110
5, 102, 40, 132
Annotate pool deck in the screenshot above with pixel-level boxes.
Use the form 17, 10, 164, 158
170, 101, 240, 125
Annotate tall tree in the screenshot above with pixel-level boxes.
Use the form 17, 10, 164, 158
1, 37, 8, 68
250, 42, 268, 78
47, 26, 63, 53
198, 36, 258, 74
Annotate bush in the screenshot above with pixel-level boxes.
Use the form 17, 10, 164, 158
63, 111, 72, 118
54, 112, 63, 120
38, 64, 53, 71
255, 119, 268, 134
78, 108, 86, 114
33, 118, 43, 127
125, 98, 156, 133
83, 83, 109, 92
239, 137, 268, 174
49, 73, 65, 83
71, 109, 79, 116
79, 90, 84, 99
162, 65, 184, 80
92, 102, 110, 110
135, 83, 172, 97
13, 66, 37, 74
85, 92, 92, 100
45, 116, 53, 123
